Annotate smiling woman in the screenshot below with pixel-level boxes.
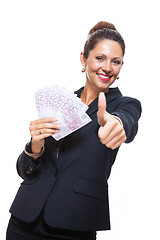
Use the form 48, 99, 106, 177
80, 39, 123, 99
6, 21, 141, 240
80, 21, 125, 106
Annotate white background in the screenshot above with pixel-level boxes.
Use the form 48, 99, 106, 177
0, 0, 160, 239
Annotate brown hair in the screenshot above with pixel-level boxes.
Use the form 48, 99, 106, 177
83, 21, 125, 59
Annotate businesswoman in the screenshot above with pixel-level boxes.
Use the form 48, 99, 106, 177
6, 21, 142, 240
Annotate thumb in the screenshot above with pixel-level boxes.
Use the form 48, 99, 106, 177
97, 92, 108, 126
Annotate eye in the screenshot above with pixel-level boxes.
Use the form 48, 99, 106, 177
112, 59, 121, 65
96, 56, 104, 61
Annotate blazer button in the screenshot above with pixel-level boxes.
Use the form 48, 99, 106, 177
26, 166, 33, 175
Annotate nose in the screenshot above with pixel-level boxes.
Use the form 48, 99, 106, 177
102, 60, 112, 72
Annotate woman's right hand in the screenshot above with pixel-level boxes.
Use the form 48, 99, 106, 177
29, 117, 61, 154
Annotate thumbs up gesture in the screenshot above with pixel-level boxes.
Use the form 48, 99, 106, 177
97, 92, 127, 149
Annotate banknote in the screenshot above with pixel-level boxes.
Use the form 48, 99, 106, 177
35, 86, 92, 140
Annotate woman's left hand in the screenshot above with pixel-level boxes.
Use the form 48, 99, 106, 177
97, 92, 127, 150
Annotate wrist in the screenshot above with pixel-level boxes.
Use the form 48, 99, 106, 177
24, 142, 45, 160
31, 140, 44, 154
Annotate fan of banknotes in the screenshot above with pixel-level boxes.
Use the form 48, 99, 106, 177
35, 86, 92, 140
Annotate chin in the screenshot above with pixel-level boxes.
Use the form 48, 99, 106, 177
96, 85, 109, 93
98, 81, 111, 89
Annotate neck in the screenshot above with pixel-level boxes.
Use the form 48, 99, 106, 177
80, 83, 101, 106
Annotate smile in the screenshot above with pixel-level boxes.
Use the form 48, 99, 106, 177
97, 73, 112, 81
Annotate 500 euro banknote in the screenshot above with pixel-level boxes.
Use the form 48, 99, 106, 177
35, 86, 92, 140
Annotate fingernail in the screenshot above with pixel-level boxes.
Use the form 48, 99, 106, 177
56, 129, 60, 133
52, 117, 58, 121
57, 124, 61, 128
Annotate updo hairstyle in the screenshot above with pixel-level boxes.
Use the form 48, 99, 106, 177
83, 21, 125, 59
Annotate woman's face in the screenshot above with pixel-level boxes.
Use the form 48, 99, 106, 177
81, 39, 123, 92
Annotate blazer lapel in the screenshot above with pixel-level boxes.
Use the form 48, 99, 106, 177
75, 87, 122, 116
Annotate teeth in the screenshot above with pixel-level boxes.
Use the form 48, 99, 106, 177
98, 74, 111, 79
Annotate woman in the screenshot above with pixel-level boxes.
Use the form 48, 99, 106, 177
6, 21, 141, 240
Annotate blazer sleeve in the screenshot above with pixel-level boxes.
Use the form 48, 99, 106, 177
111, 97, 142, 143
16, 141, 41, 179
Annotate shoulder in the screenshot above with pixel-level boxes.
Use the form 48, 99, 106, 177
117, 95, 142, 114
109, 88, 141, 109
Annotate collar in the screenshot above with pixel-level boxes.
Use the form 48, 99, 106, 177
74, 87, 122, 116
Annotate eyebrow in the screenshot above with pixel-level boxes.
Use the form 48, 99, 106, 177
96, 53, 123, 61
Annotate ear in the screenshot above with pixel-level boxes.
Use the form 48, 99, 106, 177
80, 52, 86, 67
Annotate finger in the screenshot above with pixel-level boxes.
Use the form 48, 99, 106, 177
31, 127, 60, 137
97, 92, 107, 126
99, 127, 126, 149
32, 133, 54, 142
106, 131, 126, 148
37, 128, 60, 135
35, 123, 61, 131
109, 135, 127, 150
100, 123, 124, 145
29, 122, 61, 133
31, 129, 60, 142
98, 119, 118, 141
30, 117, 58, 126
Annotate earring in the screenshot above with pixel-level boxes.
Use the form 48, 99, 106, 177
117, 76, 120, 80
81, 67, 85, 73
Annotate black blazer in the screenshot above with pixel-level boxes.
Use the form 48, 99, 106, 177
10, 87, 142, 231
